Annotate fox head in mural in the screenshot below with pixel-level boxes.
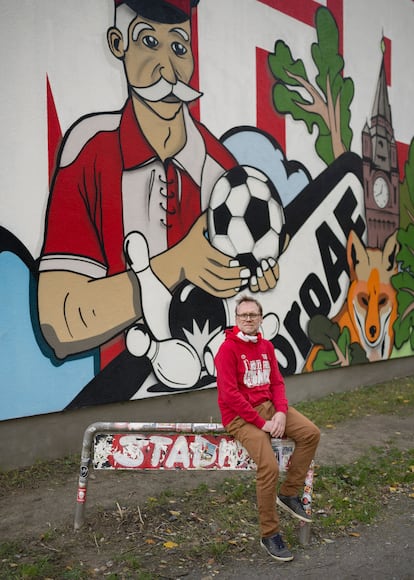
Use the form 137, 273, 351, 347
305, 229, 400, 371
344, 230, 399, 361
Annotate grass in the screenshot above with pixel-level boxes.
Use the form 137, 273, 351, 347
315, 446, 414, 531
0, 455, 80, 495
135, 445, 414, 541
0, 376, 413, 578
295, 376, 414, 426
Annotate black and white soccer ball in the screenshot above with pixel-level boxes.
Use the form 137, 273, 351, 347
207, 165, 287, 272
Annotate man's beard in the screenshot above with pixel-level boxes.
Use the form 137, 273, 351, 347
131, 77, 203, 103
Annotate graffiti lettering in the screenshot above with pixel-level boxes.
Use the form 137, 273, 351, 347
334, 188, 366, 241
94, 432, 296, 471
96, 433, 256, 470
300, 273, 331, 318
271, 334, 297, 376
269, 178, 365, 374
316, 223, 348, 302
284, 302, 311, 360
164, 435, 191, 468
150, 436, 174, 466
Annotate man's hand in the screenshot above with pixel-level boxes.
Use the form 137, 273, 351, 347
152, 213, 288, 298
262, 412, 286, 438
248, 258, 280, 293
151, 212, 250, 298
248, 234, 290, 294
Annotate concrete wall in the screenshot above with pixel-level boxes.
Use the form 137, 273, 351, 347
1, 357, 413, 471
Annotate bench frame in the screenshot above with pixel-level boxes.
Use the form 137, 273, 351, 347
74, 421, 314, 544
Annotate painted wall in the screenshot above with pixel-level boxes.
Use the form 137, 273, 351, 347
1, 0, 414, 423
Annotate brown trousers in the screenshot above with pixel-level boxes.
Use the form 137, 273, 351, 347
226, 401, 320, 538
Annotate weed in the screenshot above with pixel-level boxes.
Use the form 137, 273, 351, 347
11, 556, 55, 578
0, 541, 21, 559
120, 554, 144, 570
61, 567, 89, 580
209, 541, 229, 560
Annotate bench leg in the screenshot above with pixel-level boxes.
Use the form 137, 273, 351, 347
298, 521, 312, 545
298, 460, 314, 545
74, 455, 91, 530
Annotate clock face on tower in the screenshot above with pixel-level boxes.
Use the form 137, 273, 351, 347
373, 176, 389, 208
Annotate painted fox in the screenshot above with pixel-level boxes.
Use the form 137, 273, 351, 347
305, 229, 399, 370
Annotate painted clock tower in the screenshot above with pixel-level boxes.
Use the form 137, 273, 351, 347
362, 47, 400, 249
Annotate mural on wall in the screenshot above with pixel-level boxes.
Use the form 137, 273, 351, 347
274, 9, 402, 371
1, 0, 414, 421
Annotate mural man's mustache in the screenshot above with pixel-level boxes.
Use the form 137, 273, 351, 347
132, 77, 203, 103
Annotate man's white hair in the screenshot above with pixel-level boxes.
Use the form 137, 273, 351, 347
114, 4, 137, 51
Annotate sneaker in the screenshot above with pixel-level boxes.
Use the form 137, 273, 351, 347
277, 494, 312, 523
260, 533, 294, 562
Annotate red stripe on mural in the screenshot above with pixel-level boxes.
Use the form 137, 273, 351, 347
257, 0, 343, 54
46, 76, 62, 185
100, 336, 126, 370
190, 7, 200, 121
258, 0, 319, 26
397, 141, 409, 182
256, 47, 286, 150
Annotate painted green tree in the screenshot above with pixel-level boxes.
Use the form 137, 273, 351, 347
307, 315, 368, 371
392, 138, 414, 350
268, 6, 354, 165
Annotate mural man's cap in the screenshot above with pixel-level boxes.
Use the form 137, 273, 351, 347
114, 0, 199, 23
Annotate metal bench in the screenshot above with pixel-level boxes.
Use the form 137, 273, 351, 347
74, 421, 314, 544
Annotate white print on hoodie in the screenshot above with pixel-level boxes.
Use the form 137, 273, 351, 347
242, 354, 271, 388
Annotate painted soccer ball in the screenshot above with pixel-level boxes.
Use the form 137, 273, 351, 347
207, 165, 287, 272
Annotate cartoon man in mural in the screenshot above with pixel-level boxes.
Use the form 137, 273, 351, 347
37, 0, 281, 394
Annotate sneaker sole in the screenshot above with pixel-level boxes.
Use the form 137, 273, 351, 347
260, 540, 294, 562
276, 497, 312, 523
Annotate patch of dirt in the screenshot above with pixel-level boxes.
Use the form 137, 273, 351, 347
314, 412, 414, 464
1, 412, 413, 578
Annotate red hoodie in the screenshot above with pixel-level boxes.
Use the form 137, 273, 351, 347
215, 327, 288, 429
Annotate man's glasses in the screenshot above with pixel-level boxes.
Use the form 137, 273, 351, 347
236, 313, 261, 320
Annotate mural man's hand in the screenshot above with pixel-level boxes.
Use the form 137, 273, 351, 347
247, 234, 290, 293
248, 258, 280, 293
151, 212, 250, 298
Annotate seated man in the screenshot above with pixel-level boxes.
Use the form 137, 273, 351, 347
215, 294, 320, 562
